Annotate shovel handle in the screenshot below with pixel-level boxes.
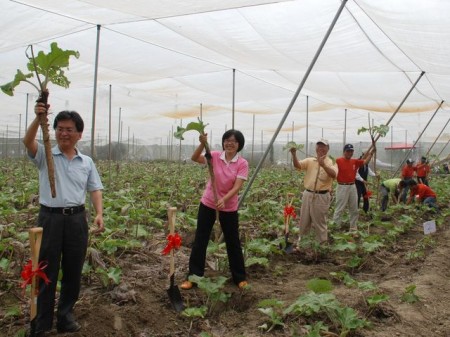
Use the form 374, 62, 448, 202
29, 227, 43, 321
167, 207, 177, 277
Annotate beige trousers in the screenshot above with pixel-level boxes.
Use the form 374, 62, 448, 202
299, 190, 332, 243
332, 184, 359, 231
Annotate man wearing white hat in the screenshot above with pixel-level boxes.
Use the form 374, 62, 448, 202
290, 139, 337, 244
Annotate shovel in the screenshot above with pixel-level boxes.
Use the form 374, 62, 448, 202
283, 193, 295, 254
166, 207, 184, 312
29, 227, 43, 336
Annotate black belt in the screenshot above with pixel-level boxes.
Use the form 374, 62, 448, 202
306, 189, 329, 194
40, 204, 85, 215
338, 182, 354, 185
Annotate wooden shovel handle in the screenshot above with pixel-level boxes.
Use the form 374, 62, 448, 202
29, 227, 43, 321
167, 207, 177, 276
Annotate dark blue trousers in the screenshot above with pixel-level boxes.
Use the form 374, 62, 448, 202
35, 210, 88, 332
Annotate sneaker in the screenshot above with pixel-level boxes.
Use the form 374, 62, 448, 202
180, 280, 194, 290
238, 281, 248, 289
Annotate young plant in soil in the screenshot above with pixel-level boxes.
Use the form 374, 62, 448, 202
187, 275, 230, 315
1, 42, 79, 197
257, 298, 285, 332
401, 284, 420, 303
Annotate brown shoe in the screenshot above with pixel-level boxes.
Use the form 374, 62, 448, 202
238, 281, 248, 289
180, 281, 193, 290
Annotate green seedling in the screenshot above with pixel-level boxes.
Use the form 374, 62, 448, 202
401, 284, 420, 303
257, 298, 285, 332
188, 275, 230, 315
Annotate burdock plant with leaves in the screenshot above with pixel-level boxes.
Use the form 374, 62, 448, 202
174, 119, 221, 226
357, 120, 389, 204
1, 42, 80, 197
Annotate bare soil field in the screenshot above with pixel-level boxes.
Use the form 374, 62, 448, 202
2, 215, 449, 337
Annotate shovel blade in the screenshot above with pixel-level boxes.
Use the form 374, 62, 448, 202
284, 242, 294, 254
167, 274, 184, 312
167, 285, 185, 312
283, 233, 294, 254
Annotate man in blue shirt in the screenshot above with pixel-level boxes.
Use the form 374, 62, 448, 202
24, 102, 104, 336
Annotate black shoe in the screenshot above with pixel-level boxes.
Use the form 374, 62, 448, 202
56, 320, 81, 333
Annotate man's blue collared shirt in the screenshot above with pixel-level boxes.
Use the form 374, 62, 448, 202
29, 143, 103, 207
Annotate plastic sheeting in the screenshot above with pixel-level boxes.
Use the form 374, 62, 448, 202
1, 0, 449, 148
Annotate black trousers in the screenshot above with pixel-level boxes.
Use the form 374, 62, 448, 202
417, 176, 429, 186
355, 181, 369, 213
401, 177, 414, 203
35, 210, 88, 332
188, 202, 246, 285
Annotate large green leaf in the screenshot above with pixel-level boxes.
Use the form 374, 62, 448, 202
174, 118, 208, 140
29, 42, 79, 88
1, 70, 34, 96
1, 42, 79, 96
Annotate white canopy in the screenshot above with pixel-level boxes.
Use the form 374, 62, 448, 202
1, 0, 450, 148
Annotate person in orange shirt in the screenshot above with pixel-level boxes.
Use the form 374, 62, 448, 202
332, 144, 375, 232
400, 159, 416, 203
416, 156, 430, 186
401, 180, 438, 211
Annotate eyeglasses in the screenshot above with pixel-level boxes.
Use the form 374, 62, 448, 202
224, 139, 237, 144
56, 127, 77, 134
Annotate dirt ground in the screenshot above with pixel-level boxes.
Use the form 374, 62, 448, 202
2, 218, 450, 337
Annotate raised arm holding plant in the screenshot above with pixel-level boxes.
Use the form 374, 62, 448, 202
1, 42, 80, 197
174, 118, 219, 205
357, 119, 389, 205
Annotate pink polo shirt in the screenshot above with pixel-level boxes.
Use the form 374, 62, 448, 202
201, 151, 248, 212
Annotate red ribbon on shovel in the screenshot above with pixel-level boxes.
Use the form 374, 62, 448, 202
20, 259, 50, 288
284, 205, 297, 220
161, 233, 182, 255
363, 190, 372, 199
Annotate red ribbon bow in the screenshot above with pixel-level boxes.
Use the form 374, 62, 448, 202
284, 205, 297, 220
161, 233, 182, 255
363, 190, 372, 199
20, 259, 51, 289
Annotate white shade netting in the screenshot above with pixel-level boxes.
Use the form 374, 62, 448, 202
1, 0, 450, 152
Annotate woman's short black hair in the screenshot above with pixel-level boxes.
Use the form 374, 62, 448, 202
53, 111, 84, 132
222, 129, 245, 152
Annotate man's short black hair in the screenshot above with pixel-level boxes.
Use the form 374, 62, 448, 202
53, 110, 84, 132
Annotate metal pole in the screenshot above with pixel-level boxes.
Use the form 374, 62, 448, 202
127, 126, 130, 161
390, 126, 393, 169
306, 95, 309, 156
426, 113, 450, 156
239, 0, 348, 207
18, 114, 22, 156
366, 71, 426, 156
90, 25, 101, 159
251, 114, 255, 166
6, 125, 8, 159
108, 85, 112, 161
232, 69, 235, 129
391, 100, 444, 177
117, 107, 121, 160
344, 108, 347, 146
25, 93, 29, 132
108, 84, 112, 186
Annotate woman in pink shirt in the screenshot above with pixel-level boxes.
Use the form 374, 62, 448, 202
181, 130, 249, 290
